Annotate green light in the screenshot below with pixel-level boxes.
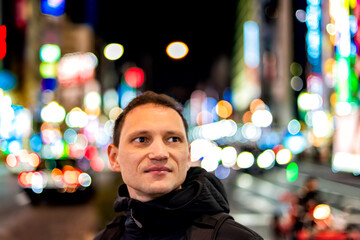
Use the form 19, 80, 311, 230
39, 62, 57, 78
286, 162, 298, 182
40, 44, 61, 63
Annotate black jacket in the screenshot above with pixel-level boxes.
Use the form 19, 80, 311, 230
94, 167, 263, 240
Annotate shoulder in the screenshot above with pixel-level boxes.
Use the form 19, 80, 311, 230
93, 215, 126, 240
218, 217, 264, 240
188, 213, 263, 240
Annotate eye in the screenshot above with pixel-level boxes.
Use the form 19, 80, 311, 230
168, 137, 181, 143
134, 137, 147, 143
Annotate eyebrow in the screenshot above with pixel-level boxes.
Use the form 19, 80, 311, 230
126, 130, 186, 139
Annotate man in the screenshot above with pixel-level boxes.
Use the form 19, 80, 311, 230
95, 91, 263, 240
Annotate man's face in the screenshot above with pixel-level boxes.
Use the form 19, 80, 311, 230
108, 103, 191, 202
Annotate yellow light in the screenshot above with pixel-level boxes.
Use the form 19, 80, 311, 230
313, 204, 331, 220
324, 58, 336, 75
250, 99, 265, 113
166, 41, 189, 59
39, 62, 57, 78
216, 100, 233, 118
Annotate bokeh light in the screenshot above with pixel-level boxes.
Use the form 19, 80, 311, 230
313, 204, 331, 220
236, 151, 255, 169
84, 91, 101, 111
166, 41, 189, 59
221, 146, 237, 167
286, 162, 298, 182
287, 119, 301, 135
0, 70, 17, 91
257, 149, 275, 169
40, 44, 61, 63
104, 43, 124, 60
65, 108, 89, 128
41, 101, 66, 123
124, 67, 145, 88
251, 109, 273, 127
276, 148, 292, 165
216, 100, 233, 118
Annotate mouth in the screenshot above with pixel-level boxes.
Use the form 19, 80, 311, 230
144, 167, 172, 173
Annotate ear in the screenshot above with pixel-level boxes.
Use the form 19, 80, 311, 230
108, 144, 121, 172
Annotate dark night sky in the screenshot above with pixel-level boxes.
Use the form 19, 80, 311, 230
88, 1, 238, 101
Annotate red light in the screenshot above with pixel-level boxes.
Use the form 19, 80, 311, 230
63, 169, 82, 185
0, 25, 7, 59
18, 171, 35, 187
5, 154, 18, 168
84, 145, 98, 161
124, 67, 145, 88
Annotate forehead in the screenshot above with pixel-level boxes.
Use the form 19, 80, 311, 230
121, 103, 185, 132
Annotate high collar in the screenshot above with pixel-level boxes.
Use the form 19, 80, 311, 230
113, 167, 229, 232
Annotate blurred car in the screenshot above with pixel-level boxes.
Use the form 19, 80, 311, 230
18, 158, 94, 205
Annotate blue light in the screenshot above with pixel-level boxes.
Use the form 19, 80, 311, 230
306, 0, 322, 73
244, 21, 259, 68
349, 15, 357, 36
257, 132, 281, 150
64, 129, 77, 144
223, 88, 232, 104
0, 70, 17, 91
283, 132, 307, 154
30, 134, 43, 152
41, 78, 58, 91
41, 0, 65, 17
351, 42, 357, 57
215, 165, 231, 179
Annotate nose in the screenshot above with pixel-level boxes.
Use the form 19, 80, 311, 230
148, 139, 169, 160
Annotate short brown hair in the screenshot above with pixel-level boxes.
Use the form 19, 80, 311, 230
112, 91, 188, 147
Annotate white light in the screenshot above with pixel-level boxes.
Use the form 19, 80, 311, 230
190, 139, 218, 162
196, 120, 238, 141
221, 146, 237, 167
84, 91, 101, 110
288, 119, 301, 135
332, 152, 360, 173
65, 108, 89, 128
335, 102, 352, 116
257, 150, 275, 169
298, 92, 323, 110
337, 58, 349, 81
166, 41, 189, 59
241, 123, 261, 141
79, 173, 92, 187
276, 149, 292, 165
104, 43, 124, 60
312, 111, 331, 137
41, 101, 66, 123
237, 151, 255, 169
251, 109, 273, 127
8, 140, 21, 154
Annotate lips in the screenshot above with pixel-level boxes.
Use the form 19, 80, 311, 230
144, 167, 171, 173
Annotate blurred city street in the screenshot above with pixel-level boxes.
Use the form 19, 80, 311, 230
1, 160, 360, 240
1, 0, 360, 239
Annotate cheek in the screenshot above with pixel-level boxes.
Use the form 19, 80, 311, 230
118, 151, 143, 168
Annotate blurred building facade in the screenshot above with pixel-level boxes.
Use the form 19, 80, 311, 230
0, 0, 360, 181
